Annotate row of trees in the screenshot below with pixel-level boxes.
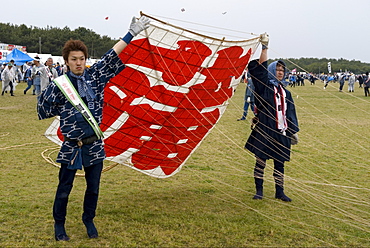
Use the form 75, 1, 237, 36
0, 23, 117, 58
1, 22, 370, 73
271, 57, 370, 75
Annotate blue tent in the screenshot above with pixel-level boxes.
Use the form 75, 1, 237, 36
1, 49, 34, 66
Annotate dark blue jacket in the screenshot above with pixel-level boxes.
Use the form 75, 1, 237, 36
245, 60, 299, 162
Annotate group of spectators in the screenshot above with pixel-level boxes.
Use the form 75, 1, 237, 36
0, 57, 66, 96
285, 71, 370, 96
320, 72, 370, 96
287, 73, 306, 86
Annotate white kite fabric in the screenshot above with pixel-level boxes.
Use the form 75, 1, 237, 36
44, 14, 260, 178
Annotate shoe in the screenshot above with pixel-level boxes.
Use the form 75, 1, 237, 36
55, 234, 70, 241
252, 187, 263, 200
275, 193, 292, 202
54, 223, 70, 241
237, 118, 246, 121
252, 194, 263, 200
89, 233, 98, 239
83, 220, 98, 238
24, 90, 26, 94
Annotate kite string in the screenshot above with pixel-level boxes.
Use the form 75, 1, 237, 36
36, 15, 368, 238
189, 43, 370, 234
148, 13, 259, 38
126, 19, 368, 202
227, 62, 370, 187
187, 167, 369, 242
159, 30, 370, 232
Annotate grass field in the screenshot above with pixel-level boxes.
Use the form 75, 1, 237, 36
0, 80, 369, 247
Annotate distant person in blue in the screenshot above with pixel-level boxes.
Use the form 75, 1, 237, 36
237, 71, 255, 121
37, 15, 150, 241
324, 74, 334, 89
245, 33, 299, 202
23, 62, 35, 95
289, 73, 296, 87
55, 62, 64, 76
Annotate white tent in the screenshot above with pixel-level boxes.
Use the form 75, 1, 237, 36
27, 53, 63, 65
27, 53, 97, 66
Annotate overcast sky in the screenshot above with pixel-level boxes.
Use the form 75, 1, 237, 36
2, 0, 369, 63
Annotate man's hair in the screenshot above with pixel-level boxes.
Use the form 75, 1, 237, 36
62, 40, 88, 61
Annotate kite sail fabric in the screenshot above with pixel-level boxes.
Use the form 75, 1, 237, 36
44, 13, 260, 178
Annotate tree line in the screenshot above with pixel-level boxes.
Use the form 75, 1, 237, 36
270, 57, 370, 75
1, 22, 370, 74
0, 23, 117, 59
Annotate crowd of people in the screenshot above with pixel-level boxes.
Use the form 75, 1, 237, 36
0, 58, 66, 96
285, 71, 370, 95
238, 70, 370, 123
2, 54, 370, 98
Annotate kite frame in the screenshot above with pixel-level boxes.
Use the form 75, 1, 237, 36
140, 11, 260, 44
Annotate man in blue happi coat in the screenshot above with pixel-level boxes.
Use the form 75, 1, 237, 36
37, 16, 150, 241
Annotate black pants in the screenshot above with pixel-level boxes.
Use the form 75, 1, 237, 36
254, 157, 284, 187
2, 81, 13, 95
365, 87, 369, 97
53, 162, 103, 224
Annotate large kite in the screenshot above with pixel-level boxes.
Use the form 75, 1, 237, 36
45, 13, 260, 178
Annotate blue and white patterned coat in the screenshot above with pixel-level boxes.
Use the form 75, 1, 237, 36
38, 49, 125, 167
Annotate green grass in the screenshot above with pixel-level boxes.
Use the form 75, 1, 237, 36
1, 80, 369, 247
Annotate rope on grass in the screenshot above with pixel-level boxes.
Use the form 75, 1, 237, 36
0, 132, 10, 138
41, 147, 122, 177
0, 141, 46, 150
